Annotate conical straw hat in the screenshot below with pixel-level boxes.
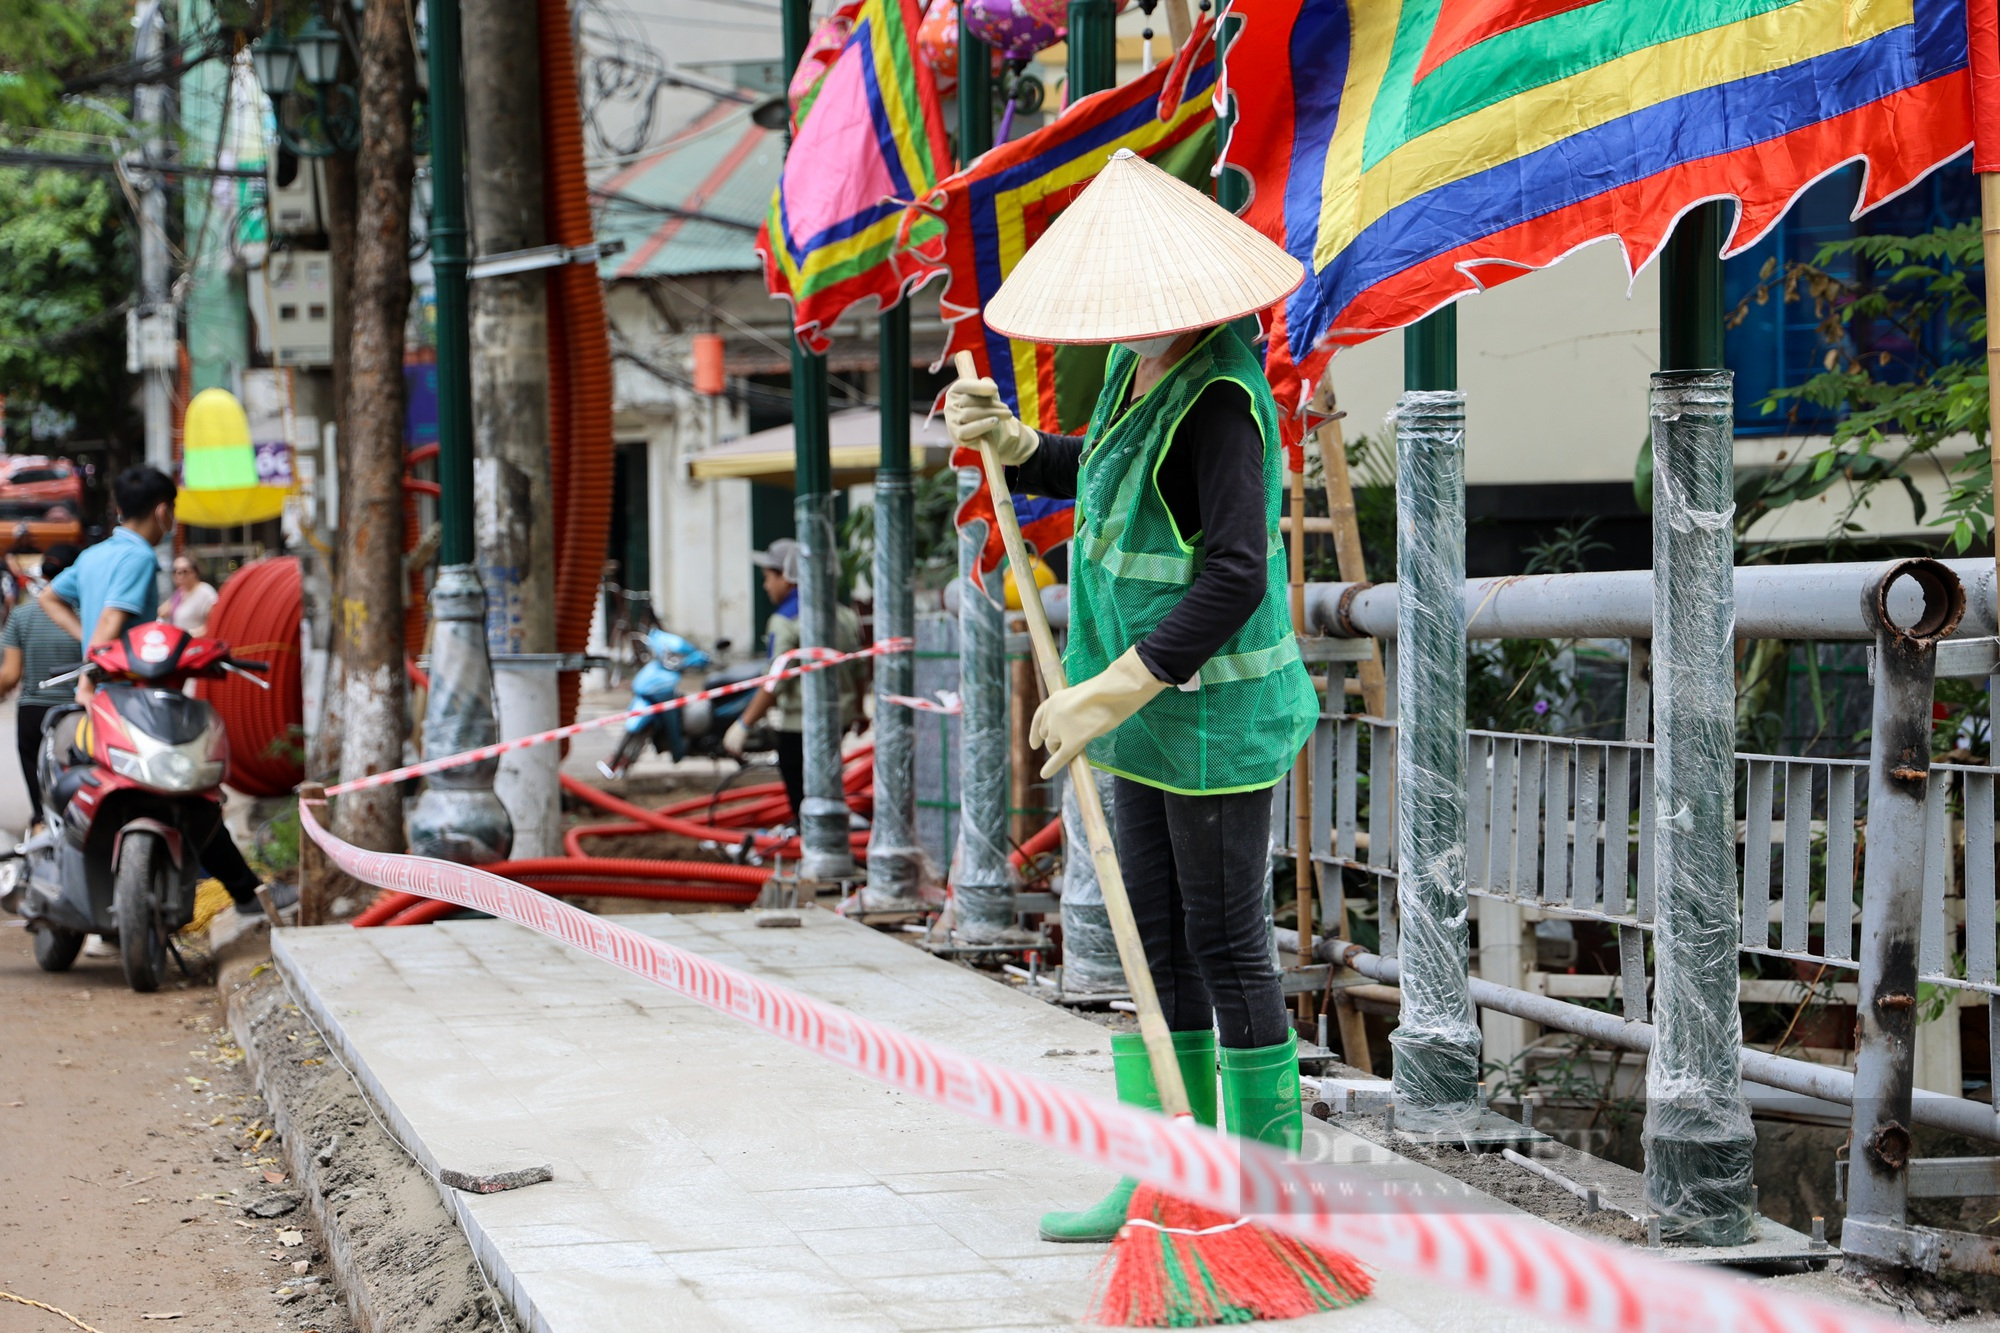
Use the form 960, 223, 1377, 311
981, 149, 1304, 345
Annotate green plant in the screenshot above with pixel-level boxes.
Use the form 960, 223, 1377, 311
1725, 223, 1988, 550
253, 799, 302, 878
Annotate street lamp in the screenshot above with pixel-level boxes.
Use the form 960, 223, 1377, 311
248, 30, 299, 101
250, 22, 358, 158
294, 17, 344, 88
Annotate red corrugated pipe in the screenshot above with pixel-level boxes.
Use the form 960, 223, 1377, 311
193, 557, 305, 797
541, 0, 616, 730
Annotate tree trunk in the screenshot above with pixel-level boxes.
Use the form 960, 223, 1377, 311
332, 0, 415, 853
309, 7, 358, 784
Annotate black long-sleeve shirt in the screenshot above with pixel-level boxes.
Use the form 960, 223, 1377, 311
1011, 380, 1268, 686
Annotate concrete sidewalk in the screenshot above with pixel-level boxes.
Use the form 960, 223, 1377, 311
273, 909, 1548, 1332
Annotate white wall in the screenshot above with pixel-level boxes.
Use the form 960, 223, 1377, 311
1324, 237, 1660, 489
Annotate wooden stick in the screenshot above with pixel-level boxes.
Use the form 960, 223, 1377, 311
952, 351, 1192, 1119
1312, 375, 1387, 718
1983, 174, 2000, 638
1163, 0, 1192, 52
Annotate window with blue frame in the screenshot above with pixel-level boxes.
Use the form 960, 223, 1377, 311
1724, 152, 1980, 436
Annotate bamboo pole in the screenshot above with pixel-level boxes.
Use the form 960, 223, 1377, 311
954, 352, 1192, 1119
1288, 462, 1315, 1023
1984, 174, 2000, 605
1312, 376, 1387, 718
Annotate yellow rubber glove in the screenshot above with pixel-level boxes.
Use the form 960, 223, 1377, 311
944, 376, 1038, 465
1028, 647, 1169, 779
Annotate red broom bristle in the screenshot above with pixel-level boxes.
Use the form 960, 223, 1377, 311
1086, 1184, 1374, 1327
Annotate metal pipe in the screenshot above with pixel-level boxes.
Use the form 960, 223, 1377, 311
864, 305, 922, 906
1844, 559, 1967, 1265
1332, 944, 2000, 1142
1298, 560, 2000, 643
1387, 390, 1481, 1130
1644, 368, 1755, 1246
954, 469, 1016, 940
795, 489, 856, 882
1060, 767, 1125, 993
957, 0, 992, 161
410, 0, 511, 863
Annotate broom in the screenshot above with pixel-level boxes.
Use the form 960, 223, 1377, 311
952, 353, 1373, 1326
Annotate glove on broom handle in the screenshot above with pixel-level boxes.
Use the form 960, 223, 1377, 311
952, 351, 1192, 1120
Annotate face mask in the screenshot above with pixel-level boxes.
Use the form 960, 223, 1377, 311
1117, 334, 1179, 359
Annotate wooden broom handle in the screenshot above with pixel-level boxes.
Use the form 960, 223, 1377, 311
952, 351, 1192, 1119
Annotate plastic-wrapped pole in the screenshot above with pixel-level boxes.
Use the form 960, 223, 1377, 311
796, 491, 857, 882
407, 565, 514, 863
954, 467, 1016, 940
1060, 766, 1124, 994
864, 307, 922, 906
1388, 390, 1482, 1130
1642, 369, 1755, 1245
1843, 559, 1965, 1267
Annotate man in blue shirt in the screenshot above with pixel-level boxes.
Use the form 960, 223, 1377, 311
42, 465, 175, 700
39, 465, 272, 917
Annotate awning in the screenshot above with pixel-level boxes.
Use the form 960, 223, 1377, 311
688, 409, 954, 488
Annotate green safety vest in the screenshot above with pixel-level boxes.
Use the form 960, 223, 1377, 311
1064, 326, 1318, 795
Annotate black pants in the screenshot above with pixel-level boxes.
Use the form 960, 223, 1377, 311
202, 821, 263, 905
16, 702, 46, 815
773, 729, 805, 826
1114, 776, 1288, 1050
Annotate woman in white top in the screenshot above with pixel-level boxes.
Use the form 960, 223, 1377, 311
161, 556, 217, 634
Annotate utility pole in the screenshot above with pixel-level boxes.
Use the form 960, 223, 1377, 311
133, 2, 174, 480
783, 0, 856, 884
407, 0, 512, 862
464, 0, 557, 858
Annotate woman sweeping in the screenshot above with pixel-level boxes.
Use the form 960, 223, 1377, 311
944, 150, 1319, 1242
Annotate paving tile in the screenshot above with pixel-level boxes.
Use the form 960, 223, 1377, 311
282, 908, 1522, 1333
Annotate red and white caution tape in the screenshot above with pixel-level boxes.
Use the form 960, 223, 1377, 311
881, 689, 961, 715
324, 638, 910, 797
300, 803, 1892, 1333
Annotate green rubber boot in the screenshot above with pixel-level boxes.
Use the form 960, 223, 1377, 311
1220, 1031, 1303, 1152
1038, 1029, 1218, 1242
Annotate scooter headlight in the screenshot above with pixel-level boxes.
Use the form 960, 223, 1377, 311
108, 746, 144, 780
116, 731, 224, 792
153, 750, 196, 788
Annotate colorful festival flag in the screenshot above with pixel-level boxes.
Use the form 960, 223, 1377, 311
924, 20, 1221, 437
1227, 0, 1979, 426
759, 0, 954, 351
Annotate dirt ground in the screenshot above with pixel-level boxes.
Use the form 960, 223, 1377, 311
0, 921, 351, 1333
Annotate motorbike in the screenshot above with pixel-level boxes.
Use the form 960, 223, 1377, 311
598, 628, 767, 779
0, 620, 269, 992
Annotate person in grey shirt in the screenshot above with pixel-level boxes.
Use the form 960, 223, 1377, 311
0, 542, 81, 815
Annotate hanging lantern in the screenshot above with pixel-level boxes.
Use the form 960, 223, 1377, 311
918, 0, 963, 97
963, 0, 1061, 63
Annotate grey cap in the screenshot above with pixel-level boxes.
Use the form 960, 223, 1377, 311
752, 538, 801, 584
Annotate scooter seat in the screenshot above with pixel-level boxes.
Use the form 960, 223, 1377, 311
48, 763, 98, 812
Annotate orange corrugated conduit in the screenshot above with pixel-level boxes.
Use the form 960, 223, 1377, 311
541, 0, 616, 730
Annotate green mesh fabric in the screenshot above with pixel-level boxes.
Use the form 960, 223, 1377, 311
1064, 326, 1317, 795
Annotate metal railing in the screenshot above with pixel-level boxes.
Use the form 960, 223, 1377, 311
1280, 712, 2000, 1067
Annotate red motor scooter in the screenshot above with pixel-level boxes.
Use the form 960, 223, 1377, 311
0, 620, 268, 991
